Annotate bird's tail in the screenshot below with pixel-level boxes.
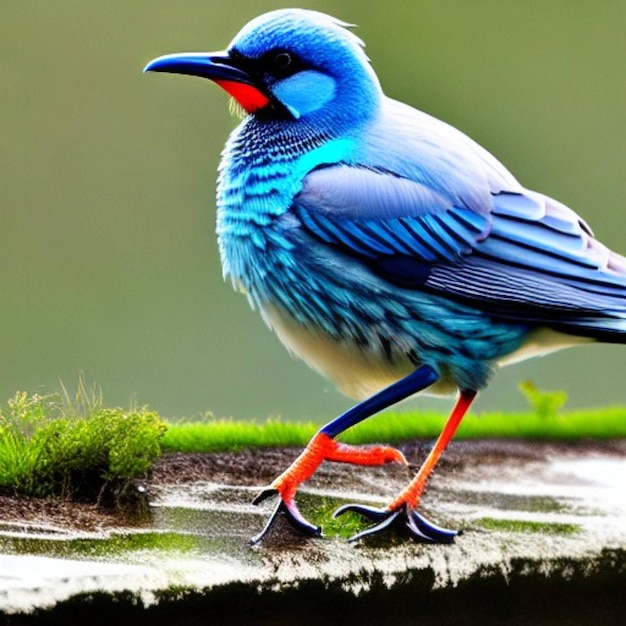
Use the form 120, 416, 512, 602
584, 248, 626, 343
565, 254, 626, 343
563, 245, 626, 342
568, 313, 626, 344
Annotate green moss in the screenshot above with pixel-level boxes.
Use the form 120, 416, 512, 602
4, 531, 201, 561
300, 495, 366, 539
477, 517, 581, 535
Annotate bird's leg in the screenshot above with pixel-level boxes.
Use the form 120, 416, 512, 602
334, 389, 476, 543
251, 364, 440, 543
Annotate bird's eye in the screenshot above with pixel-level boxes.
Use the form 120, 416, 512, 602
259, 49, 302, 81
273, 52, 292, 72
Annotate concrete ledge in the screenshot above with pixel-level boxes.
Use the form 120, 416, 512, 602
1, 440, 625, 624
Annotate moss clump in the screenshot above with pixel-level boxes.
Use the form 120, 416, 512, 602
0, 384, 166, 504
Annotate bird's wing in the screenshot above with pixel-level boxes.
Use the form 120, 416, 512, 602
294, 163, 626, 334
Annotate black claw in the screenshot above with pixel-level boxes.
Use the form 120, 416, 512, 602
334, 503, 458, 544
251, 490, 321, 544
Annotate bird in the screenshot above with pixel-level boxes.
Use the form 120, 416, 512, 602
144, 9, 626, 544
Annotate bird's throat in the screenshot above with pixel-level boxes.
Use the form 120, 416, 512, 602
214, 80, 270, 113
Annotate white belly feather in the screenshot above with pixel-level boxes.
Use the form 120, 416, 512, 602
263, 305, 590, 401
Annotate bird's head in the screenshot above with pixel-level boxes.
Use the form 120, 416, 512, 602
144, 9, 382, 129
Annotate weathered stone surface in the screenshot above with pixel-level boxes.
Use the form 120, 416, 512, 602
1, 440, 625, 624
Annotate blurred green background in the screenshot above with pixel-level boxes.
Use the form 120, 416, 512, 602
2, 1, 625, 421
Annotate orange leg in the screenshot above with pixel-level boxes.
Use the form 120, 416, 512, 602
387, 390, 476, 511
270, 432, 407, 503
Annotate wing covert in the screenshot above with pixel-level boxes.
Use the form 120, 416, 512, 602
295, 164, 491, 264
293, 165, 626, 334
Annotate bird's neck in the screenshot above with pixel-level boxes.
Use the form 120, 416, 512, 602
218, 117, 330, 220
216, 117, 352, 302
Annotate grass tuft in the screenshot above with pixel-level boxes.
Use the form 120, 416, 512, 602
0, 381, 166, 503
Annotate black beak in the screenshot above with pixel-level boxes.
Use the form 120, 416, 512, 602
144, 51, 271, 114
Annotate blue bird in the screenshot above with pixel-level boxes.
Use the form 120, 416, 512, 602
144, 9, 626, 543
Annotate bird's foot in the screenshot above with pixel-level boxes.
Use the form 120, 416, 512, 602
333, 502, 458, 543
251, 432, 407, 544
251, 487, 321, 543
333, 439, 460, 543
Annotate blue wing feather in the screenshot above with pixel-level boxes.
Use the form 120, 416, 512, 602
294, 163, 626, 337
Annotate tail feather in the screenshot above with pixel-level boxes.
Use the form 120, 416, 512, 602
559, 313, 626, 344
